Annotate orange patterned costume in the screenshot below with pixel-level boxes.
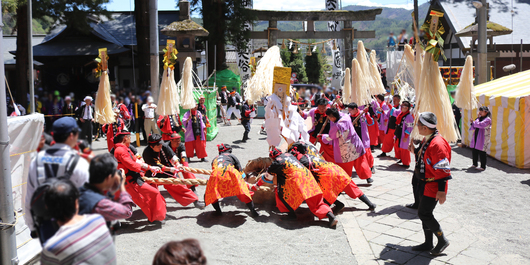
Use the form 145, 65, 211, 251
267, 153, 331, 219
204, 154, 253, 206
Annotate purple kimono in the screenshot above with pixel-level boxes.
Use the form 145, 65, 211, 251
373, 100, 390, 131
182, 110, 206, 142
469, 117, 492, 152
397, 112, 415, 149
351, 113, 371, 149
322, 113, 366, 163
301, 108, 321, 134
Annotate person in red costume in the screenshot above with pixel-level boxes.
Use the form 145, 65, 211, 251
182, 106, 208, 162
158, 114, 185, 141
394, 101, 415, 168
379, 95, 401, 158
288, 142, 376, 214
347, 103, 375, 174
113, 131, 167, 224
299, 98, 333, 162
102, 112, 125, 152
167, 133, 197, 189
407, 112, 451, 256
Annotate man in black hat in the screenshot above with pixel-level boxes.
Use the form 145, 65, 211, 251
25, 117, 90, 243
142, 134, 205, 209
407, 112, 451, 256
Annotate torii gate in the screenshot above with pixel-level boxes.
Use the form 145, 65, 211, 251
247, 9, 382, 69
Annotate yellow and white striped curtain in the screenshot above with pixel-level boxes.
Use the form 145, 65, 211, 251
461, 70, 530, 169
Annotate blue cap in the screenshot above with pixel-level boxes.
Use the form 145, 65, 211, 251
52, 117, 81, 134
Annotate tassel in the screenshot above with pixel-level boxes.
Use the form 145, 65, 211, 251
369, 50, 386, 95
356, 41, 377, 95
293, 44, 298, 54
179, 57, 196, 109
94, 71, 116, 124
281, 39, 286, 49
332, 40, 337, 51
157, 68, 180, 115
321, 44, 326, 54
351, 58, 371, 106
454, 55, 479, 110
342, 68, 351, 104
307, 46, 312, 56
244, 46, 283, 105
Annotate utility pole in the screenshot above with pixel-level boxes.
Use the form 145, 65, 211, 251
28, 0, 34, 114
414, 0, 419, 34
149, 0, 160, 101
476, 0, 488, 84
0, 2, 19, 264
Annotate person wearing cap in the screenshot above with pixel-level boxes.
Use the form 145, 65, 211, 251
167, 133, 197, 188
379, 95, 402, 158
321, 108, 374, 183
347, 103, 376, 175
182, 105, 208, 162
254, 148, 338, 228
288, 142, 376, 213
217, 86, 229, 124
142, 134, 205, 209
76, 96, 95, 145
142, 96, 160, 137
394, 101, 414, 168
299, 98, 333, 162
407, 112, 451, 256
62, 96, 75, 116
113, 130, 167, 223
204, 144, 258, 217
25, 117, 90, 243
226, 88, 242, 125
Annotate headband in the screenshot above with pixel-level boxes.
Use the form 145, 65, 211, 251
419, 113, 437, 129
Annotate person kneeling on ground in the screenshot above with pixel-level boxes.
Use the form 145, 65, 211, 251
142, 134, 205, 209
40, 178, 117, 265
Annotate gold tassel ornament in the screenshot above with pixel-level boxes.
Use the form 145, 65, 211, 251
157, 40, 180, 115
307, 46, 312, 56
293, 43, 299, 54
94, 48, 115, 124
244, 46, 283, 104
321, 44, 326, 54
454, 55, 479, 110
281, 39, 286, 49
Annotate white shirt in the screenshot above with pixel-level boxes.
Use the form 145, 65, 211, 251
83, 105, 93, 120
142, 103, 157, 119
24, 144, 90, 230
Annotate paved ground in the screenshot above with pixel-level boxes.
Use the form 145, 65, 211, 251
90, 119, 530, 265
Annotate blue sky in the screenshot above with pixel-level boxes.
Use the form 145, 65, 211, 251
104, 0, 430, 12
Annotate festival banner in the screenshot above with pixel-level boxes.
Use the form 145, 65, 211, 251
326, 0, 343, 89
238, 0, 253, 89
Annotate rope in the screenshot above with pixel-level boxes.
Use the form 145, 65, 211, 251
0, 210, 19, 231
180, 166, 212, 175
10, 149, 37, 157
141, 177, 275, 193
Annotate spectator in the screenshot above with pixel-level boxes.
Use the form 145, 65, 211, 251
135, 97, 147, 142
142, 96, 160, 136
78, 153, 134, 224
397, 29, 408, 51
387, 32, 396, 50
40, 178, 117, 265
25, 117, 90, 244
153, 239, 206, 265
62, 96, 75, 117
76, 96, 95, 145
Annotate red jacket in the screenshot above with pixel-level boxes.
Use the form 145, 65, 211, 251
114, 143, 142, 175
422, 135, 451, 198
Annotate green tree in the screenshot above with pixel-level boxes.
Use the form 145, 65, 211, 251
305, 51, 325, 85
280, 43, 307, 83
188, 0, 255, 75
11, 0, 110, 108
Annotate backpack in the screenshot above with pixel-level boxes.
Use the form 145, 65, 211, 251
30, 151, 79, 244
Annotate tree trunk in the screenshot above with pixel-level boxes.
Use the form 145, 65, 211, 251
135, 0, 150, 90
204, 0, 227, 75
15, 4, 29, 108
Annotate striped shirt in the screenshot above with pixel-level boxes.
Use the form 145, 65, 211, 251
41, 214, 117, 265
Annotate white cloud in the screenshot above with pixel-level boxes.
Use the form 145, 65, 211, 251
253, 0, 424, 11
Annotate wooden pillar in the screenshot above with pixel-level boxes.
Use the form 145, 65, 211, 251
343, 20, 353, 69
268, 20, 278, 48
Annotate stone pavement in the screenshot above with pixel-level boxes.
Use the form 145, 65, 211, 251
90, 120, 530, 264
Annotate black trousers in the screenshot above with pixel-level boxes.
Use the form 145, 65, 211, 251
411, 176, 423, 207
242, 119, 251, 139
472, 148, 487, 169
418, 194, 441, 233
80, 120, 93, 145
137, 118, 146, 141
